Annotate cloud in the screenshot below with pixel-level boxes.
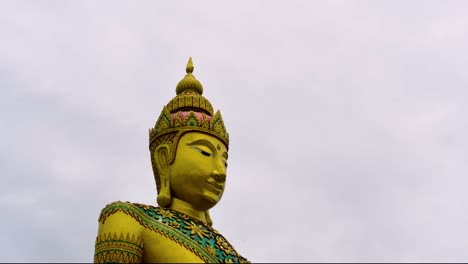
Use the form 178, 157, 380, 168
1, 1, 468, 262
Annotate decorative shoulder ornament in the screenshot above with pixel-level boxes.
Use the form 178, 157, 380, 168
97, 201, 250, 263
149, 57, 229, 151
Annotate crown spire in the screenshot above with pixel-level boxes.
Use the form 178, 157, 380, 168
176, 56, 203, 95
186, 57, 194, 73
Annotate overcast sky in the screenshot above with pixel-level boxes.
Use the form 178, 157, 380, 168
1, 1, 468, 262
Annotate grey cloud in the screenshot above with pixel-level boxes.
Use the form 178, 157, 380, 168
1, 1, 468, 262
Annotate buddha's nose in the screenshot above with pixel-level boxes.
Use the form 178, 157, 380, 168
213, 170, 226, 183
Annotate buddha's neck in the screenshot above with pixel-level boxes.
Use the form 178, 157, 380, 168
170, 198, 207, 224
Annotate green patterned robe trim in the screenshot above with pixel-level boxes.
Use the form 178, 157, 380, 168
98, 201, 250, 263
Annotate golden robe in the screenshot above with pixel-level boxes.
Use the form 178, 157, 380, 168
94, 201, 249, 263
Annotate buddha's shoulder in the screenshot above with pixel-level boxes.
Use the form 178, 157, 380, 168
98, 200, 157, 224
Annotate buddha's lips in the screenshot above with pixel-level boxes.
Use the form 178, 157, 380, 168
206, 180, 223, 194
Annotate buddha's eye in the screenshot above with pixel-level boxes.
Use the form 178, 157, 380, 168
224, 162, 228, 168
191, 146, 212, 157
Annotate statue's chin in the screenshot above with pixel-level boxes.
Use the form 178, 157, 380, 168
198, 191, 221, 210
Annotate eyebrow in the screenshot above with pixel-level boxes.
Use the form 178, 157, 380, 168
188, 139, 228, 159
187, 139, 216, 153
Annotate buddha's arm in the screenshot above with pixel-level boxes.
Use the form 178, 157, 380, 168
94, 210, 145, 263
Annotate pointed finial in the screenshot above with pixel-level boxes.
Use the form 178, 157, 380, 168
186, 57, 194, 74
176, 56, 203, 95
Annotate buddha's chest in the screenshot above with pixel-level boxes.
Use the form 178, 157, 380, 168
134, 205, 248, 263
142, 230, 205, 262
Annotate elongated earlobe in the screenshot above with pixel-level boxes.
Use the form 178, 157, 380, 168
154, 144, 172, 207
157, 185, 171, 207
205, 211, 213, 226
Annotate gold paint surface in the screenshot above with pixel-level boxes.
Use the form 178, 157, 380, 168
94, 58, 248, 263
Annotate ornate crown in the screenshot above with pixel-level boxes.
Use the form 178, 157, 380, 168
149, 57, 229, 150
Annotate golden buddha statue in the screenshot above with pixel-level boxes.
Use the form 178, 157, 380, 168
93, 58, 250, 263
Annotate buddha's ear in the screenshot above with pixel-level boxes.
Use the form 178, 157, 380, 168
155, 144, 172, 207
154, 144, 171, 175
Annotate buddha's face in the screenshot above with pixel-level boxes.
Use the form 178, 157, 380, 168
170, 131, 228, 211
